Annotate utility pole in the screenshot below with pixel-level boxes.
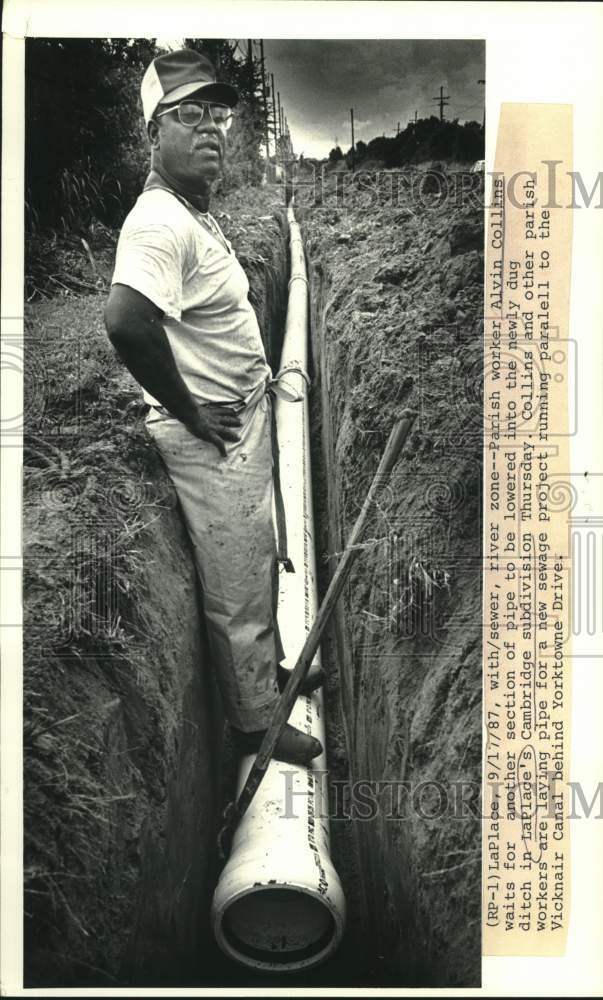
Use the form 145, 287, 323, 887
432, 85, 450, 122
350, 107, 355, 171
247, 39, 253, 87
259, 40, 270, 160
277, 90, 282, 161
285, 116, 293, 158
478, 79, 485, 130
396, 121, 400, 135
270, 72, 279, 163
408, 110, 418, 127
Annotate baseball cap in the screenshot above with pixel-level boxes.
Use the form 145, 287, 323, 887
141, 49, 238, 124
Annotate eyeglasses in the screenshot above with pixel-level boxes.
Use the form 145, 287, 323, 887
155, 101, 234, 131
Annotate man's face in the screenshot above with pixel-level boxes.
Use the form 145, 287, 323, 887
150, 92, 228, 190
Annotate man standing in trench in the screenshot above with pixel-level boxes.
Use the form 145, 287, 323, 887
104, 48, 323, 765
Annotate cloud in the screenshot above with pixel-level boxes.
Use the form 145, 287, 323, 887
263, 40, 485, 158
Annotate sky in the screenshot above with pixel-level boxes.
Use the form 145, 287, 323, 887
262, 39, 485, 159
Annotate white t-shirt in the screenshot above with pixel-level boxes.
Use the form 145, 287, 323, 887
111, 187, 271, 405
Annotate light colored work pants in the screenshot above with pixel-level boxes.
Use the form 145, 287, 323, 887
146, 387, 283, 731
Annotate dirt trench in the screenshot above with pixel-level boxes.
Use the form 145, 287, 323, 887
24, 173, 482, 987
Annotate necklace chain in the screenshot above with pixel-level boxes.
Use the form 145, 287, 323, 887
144, 175, 231, 254
195, 209, 230, 253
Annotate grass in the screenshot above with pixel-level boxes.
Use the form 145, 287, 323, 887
58, 159, 124, 236
24, 292, 172, 640
25, 225, 117, 302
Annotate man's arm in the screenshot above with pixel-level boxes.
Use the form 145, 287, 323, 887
104, 283, 240, 456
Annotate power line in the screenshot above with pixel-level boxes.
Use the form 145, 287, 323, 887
252, 42, 296, 166
451, 103, 484, 117
259, 39, 270, 159
270, 71, 279, 160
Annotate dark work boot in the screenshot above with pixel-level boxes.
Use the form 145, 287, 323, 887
231, 722, 323, 766
277, 662, 326, 696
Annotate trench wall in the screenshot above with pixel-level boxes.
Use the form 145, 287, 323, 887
301, 173, 483, 987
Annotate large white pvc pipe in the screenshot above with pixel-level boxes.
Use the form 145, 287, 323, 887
211, 204, 346, 972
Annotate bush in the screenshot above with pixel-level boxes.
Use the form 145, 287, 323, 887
26, 39, 155, 231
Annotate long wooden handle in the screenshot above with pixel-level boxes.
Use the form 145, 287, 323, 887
218, 410, 417, 857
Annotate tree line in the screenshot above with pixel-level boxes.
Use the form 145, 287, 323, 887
329, 115, 484, 169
